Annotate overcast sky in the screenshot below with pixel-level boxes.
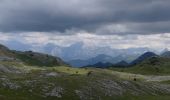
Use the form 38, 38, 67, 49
0, 0, 170, 51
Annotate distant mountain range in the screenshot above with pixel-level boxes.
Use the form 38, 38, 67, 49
68, 51, 170, 67
5, 41, 150, 61
68, 51, 160, 68
46, 42, 151, 62
82, 51, 169, 68
68, 54, 138, 67
2, 42, 170, 69
68, 54, 114, 67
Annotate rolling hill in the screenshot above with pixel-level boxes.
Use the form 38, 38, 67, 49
113, 56, 170, 75
114, 60, 129, 67
161, 51, 170, 58
0, 44, 67, 67
130, 52, 158, 66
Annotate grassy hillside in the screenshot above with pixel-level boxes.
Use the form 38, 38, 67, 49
0, 44, 67, 67
14, 51, 67, 67
111, 57, 170, 75
0, 60, 170, 100
0, 44, 16, 57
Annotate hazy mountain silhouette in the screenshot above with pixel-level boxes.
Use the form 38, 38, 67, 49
161, 51, 170, 58
130, 52, 158, 65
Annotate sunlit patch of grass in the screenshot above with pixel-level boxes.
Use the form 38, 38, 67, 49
0, 61, 23, 67
48, 66, 90, 75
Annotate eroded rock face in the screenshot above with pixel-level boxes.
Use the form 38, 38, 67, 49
45, 87, 64, 98
74, 78, 170, 100
45, 72, 59, 77
97, 80, 123, 96
75, 90, 99, 100
0, 78, 21, 90
0, 56, 15, 61
0, 65, 22, 73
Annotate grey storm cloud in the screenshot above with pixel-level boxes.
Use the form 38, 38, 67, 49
0, 0, 170, 35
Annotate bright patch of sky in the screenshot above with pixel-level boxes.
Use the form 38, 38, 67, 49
0, 32, 169, 52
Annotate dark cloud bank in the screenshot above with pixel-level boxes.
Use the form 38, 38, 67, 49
0, 0, 170, 35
